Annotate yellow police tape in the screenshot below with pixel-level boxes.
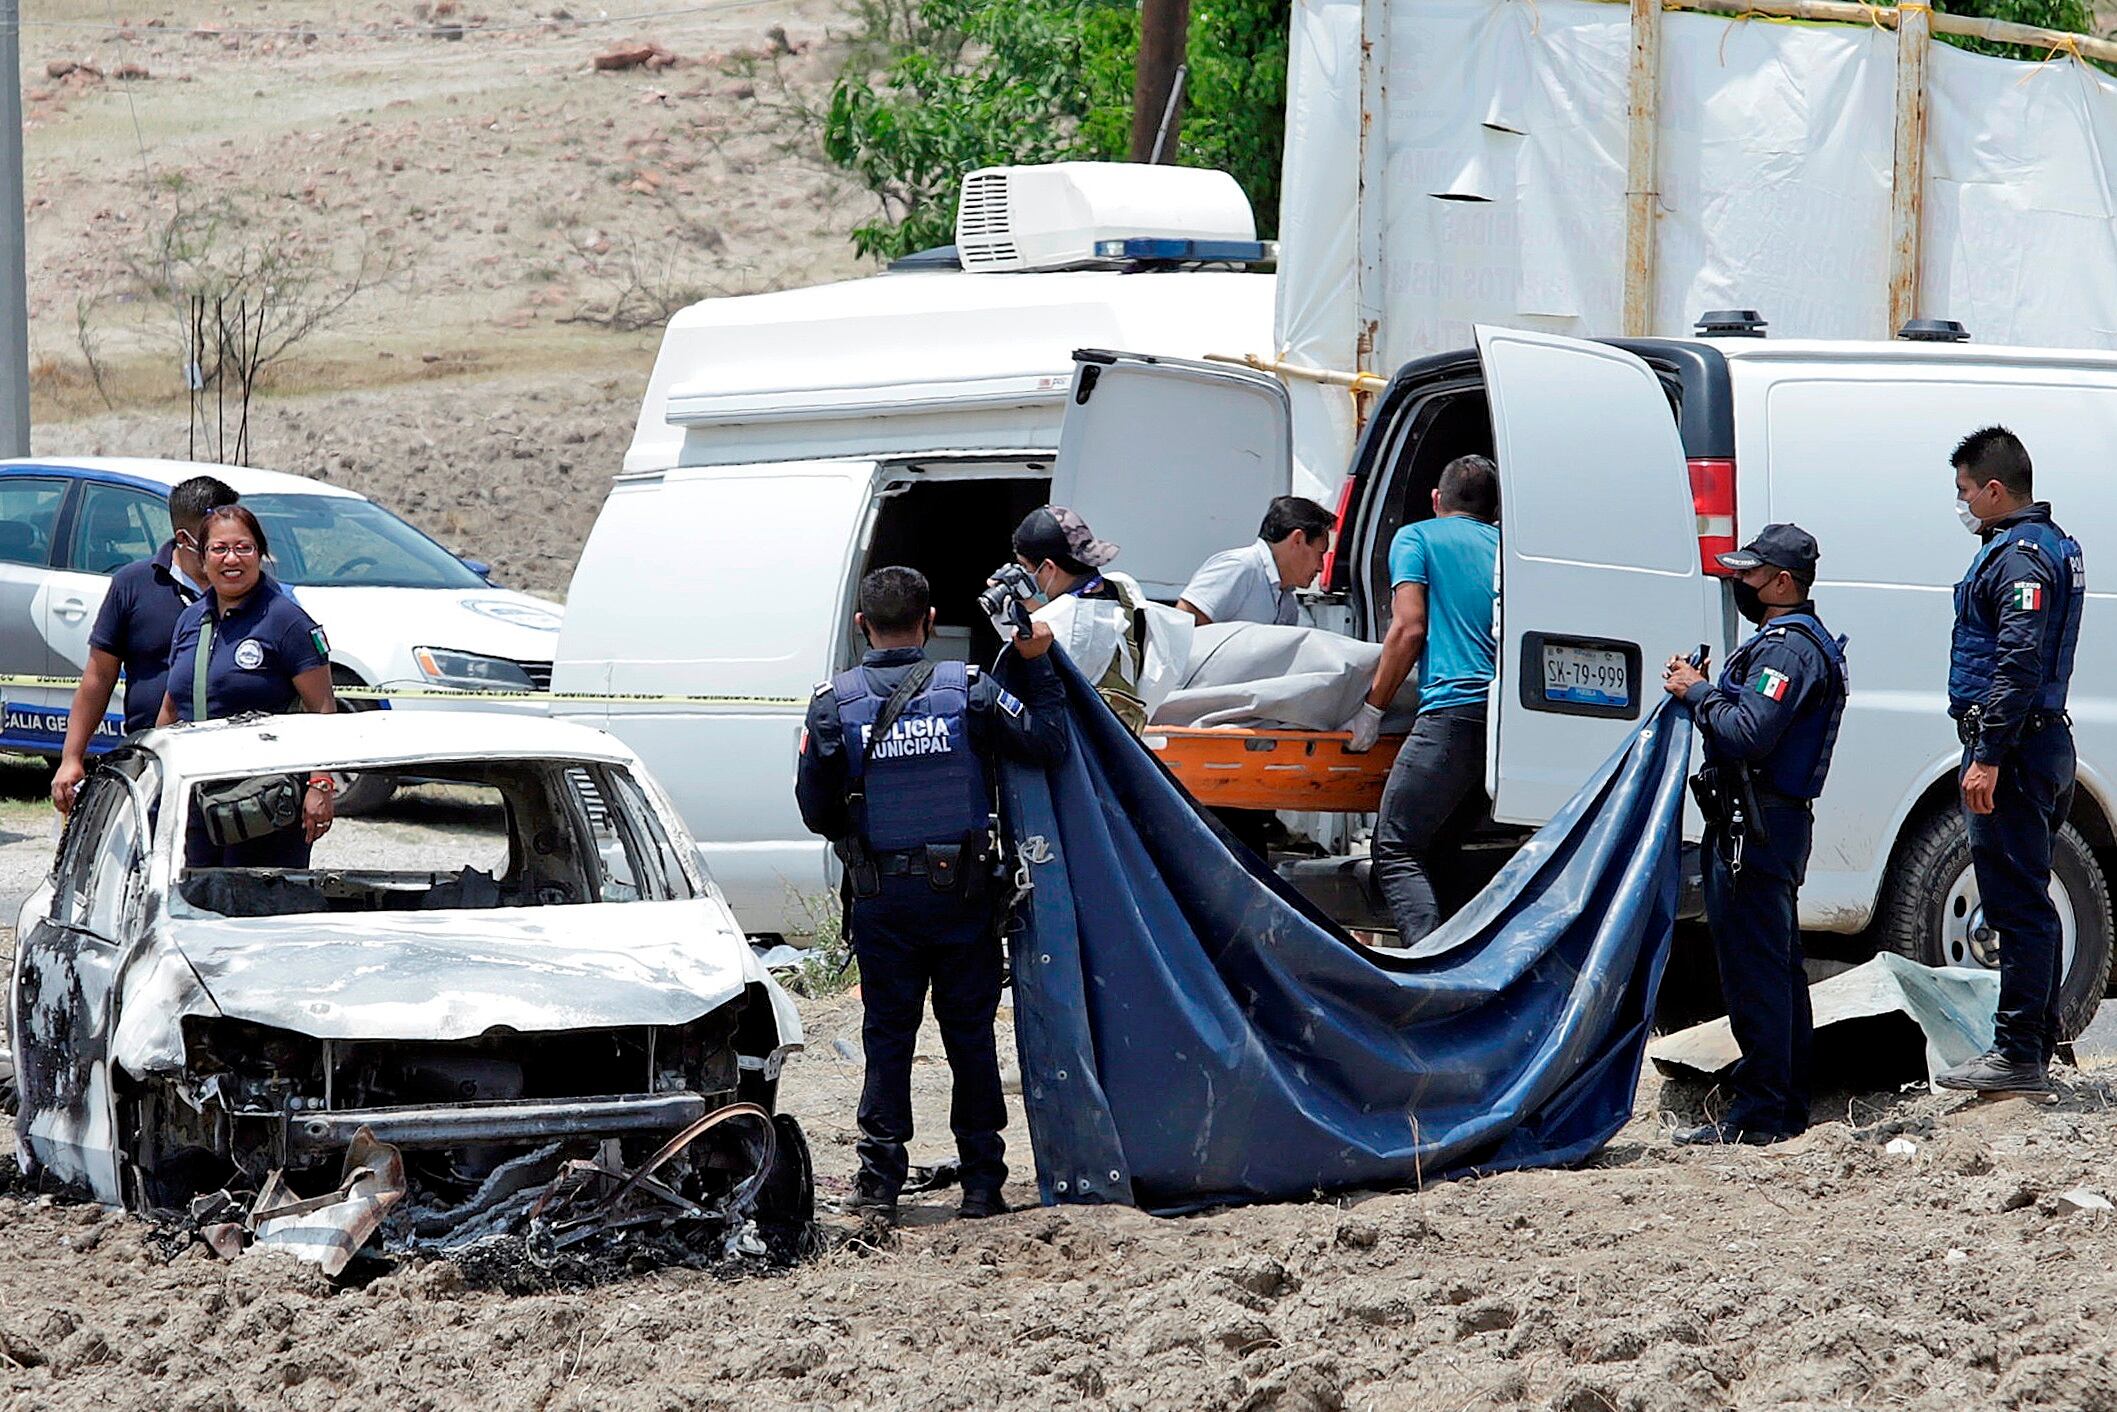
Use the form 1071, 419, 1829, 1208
0, 674, 805, 709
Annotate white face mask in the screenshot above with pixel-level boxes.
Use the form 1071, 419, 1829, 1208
1955, 497, 1983, 533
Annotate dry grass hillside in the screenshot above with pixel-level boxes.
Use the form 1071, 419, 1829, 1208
18, 0, 872, 596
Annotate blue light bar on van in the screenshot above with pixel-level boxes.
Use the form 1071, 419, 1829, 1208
1092, 237, 1271, 263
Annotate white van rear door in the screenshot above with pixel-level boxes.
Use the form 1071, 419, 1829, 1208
1050, 351, 1293, 599
1478, 325, 1713, 826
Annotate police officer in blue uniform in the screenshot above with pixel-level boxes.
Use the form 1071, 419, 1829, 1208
796, 566, 1068, 1223
1935, 427, 2084, 1095
159, 505, 339, 869
1663, 524, 1848, 1145
51, 474, 238, 814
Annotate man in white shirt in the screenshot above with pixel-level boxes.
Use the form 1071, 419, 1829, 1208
1176, 496, 1336, 628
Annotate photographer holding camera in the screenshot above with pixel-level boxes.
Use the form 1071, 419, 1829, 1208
1010, 505, 1151, 733
795, 565, 1068, 1225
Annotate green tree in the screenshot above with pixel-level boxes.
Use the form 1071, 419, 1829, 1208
822, 0, 1290, 261
1933, 0, 2102, 64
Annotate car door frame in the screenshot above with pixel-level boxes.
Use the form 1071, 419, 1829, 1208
1048, 349, 1296, 601
42, 473, 176, 751
11, 760, 154, 1202
0, 469, 82, 736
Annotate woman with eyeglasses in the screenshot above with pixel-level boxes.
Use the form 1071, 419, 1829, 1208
157, 503, 338, 866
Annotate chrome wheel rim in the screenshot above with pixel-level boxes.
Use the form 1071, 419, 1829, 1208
1940, 861, 2077, 981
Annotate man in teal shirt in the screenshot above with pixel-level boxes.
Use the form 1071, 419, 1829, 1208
1343, 454, 1501, 941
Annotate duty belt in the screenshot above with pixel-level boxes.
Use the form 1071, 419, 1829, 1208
876, 848, 990, 877
2026, 709, 2074, 735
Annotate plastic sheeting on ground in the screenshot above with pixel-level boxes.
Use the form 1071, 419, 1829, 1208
998, 651, 1691, 1214
1275, 0, 2117, 492
1649, 953, 2000, 1095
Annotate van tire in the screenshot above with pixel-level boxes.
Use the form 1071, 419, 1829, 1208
1873, 808, 2112, 1041
329, 671, 396, 817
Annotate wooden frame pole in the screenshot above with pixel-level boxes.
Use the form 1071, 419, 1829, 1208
1622, 0, 1664, 336
1888, 2, 1930, 335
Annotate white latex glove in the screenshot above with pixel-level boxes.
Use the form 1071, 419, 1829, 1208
1341, 701, 1385, 754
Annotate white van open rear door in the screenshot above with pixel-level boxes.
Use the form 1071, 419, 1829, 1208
1049, 351, 1292, 599
1478, 326, 1716, 826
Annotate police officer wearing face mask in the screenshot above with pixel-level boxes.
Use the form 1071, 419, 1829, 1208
1935, 426, 2084, 1096
1662, 524, 1848, 1145
795, 566, 1069, 1225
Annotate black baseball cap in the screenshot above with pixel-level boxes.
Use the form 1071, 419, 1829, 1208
1717, 523, 1819, 578
1013, 505, 1119, 570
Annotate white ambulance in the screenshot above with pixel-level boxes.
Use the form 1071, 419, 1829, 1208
552, 164, 1278, 935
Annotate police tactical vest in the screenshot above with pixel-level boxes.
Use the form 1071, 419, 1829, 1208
1724, 612, 1849, 800
1948, 516, 2085, 715
831, 660, 992, 853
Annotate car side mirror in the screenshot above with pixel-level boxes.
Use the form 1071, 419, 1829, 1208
459, 556, 493, 580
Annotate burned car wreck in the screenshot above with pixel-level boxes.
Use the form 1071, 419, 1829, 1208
10, 712, 808, 1271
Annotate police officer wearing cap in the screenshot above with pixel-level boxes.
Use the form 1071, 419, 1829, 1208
796, 565, 1068, 1224
1934, 427, 2084, 1096
1663, 523, 1848, 1145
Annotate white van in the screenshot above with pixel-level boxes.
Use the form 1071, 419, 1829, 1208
553, 164, 1278, 935
1054, 323, 2117, 1034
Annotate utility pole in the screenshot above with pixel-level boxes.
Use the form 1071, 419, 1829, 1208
1128, 0, 1191, 164
0, 0, 27, 456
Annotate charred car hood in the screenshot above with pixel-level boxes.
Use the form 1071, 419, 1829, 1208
163, 901, 750, 1040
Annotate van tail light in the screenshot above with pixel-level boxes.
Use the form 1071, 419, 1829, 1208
1320, 474, 1357, 591
1688, 457, 1737, 576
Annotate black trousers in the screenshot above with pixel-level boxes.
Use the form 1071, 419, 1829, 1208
1966, 725, 2076, 1067
1702, 805, 1814, 1137
849, 875, 1007, 1201
1372, 704, 1490, 943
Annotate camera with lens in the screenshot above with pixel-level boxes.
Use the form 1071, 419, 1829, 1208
977, 563, 1040, 640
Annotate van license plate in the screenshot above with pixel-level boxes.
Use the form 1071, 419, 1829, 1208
1543, 643, 1630, 708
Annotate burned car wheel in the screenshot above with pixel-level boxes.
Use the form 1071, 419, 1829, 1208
1875, 810, 2112, 1041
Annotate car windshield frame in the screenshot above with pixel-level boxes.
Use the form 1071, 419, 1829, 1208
239, 492, 488, 590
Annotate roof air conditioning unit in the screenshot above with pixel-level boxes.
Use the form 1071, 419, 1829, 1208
953, 162, 1257, 274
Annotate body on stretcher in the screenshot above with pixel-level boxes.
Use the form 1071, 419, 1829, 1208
1143, 727, 1406, 812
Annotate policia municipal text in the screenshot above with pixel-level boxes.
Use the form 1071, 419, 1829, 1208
795, 567, 1069, 1224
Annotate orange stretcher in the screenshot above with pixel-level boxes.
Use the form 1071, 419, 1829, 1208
1142, 727, 1407, 812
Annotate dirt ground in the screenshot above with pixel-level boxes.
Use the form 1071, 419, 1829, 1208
1, 738, 2116, 1412
1, 960, 2116, 1411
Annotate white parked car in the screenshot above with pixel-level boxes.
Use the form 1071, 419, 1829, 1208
0, 457, 563, 765
9, 710, 804, 1218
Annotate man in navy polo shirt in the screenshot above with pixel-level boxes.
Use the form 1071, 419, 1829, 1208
51, 474, 238, 814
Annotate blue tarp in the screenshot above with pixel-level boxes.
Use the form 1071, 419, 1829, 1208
998, 652, 1693, 1215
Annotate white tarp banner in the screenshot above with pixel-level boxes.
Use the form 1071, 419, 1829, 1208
1277, 0, 2117, 478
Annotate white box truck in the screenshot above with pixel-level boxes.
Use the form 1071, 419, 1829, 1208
1054, 323, 2117, 1034
551, 164, 1277, 937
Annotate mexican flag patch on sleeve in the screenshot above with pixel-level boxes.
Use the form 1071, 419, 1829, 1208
2010, 581, 2043, 611
1755, 668, 1791, 701
310, 627, 330, 657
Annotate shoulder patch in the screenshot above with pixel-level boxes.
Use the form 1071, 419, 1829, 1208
2009, 580, 2044, 611
994, 686, 1025, 718
1754, 667, 1792, 701
309, 627, 329, 658
813, 680, 834, 697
